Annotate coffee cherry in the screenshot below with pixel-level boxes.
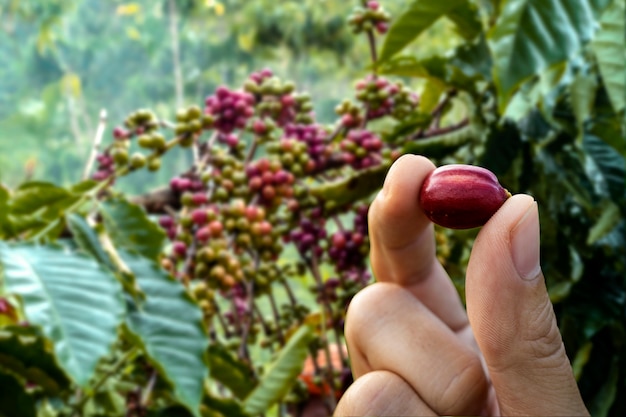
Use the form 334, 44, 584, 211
204, 86, 255, 134
419, 165, 511, 229
129, 153, 146, 169
172, 241, 187, 258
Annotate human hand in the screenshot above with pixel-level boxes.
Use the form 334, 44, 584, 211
334, 155, 589, 416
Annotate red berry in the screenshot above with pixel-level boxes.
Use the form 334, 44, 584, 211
208, 220, 223, 237
192, 192, 208, 205
191, 209, 208, 225
419, 165, 511, 229
173, 241, 187, 258
196, 226, 211, 242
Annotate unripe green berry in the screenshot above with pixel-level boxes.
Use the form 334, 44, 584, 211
187, 105, 202, 120
111, 148, 129, 165
137, 134, 153, 148
147, 157, 161, 171
130, 152, 146, 169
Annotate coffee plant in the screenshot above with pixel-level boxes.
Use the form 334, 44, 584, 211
1, 0, 625, 416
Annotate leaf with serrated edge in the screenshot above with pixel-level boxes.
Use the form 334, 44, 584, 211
592, 0, 625, 113
100, 197, 166, 261
489, 0, 612, 108
243, 325, 314, 416
122, 251, 208, 417
0, 243, 124, 386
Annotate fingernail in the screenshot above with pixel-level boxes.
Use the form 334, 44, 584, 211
511, 202, 541, 281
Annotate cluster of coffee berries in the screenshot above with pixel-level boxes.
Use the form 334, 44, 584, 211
203, 153, 248, 202
328, 205, 369, 274
175, 105, 213, 144
355, 75, 399, 119
120, 109, 160, 137
245, 158, 295, 206
287, 215, 327, 258
92, 152, 116, 181
266, 137, 312, 177
93, 110, 172, 181
221, 200, 281, 260
335, 99, 364, 128
347, 1, 390, 35
283, 124, 332, 173
191, 281, 216, 319
249, 117, 278, 143
204, 86, 255, 134
340, 129, 383, 169
390, 82, 419, 120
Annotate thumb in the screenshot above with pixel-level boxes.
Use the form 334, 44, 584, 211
466, 194, 588, 416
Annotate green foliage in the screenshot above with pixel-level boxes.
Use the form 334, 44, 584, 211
242, 325, 314, 415
379, 0, 471, 63
123, 251, 208, 417
100, 198, 166, 261
0, 0, 624, 416
0, 325, 71, 395
592, 0, 626, 114
488, 0, 613, 107
0, 242, 124, 386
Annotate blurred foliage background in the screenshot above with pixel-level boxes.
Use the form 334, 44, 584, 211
0, 0, 458, 190
1, 0, 625, 416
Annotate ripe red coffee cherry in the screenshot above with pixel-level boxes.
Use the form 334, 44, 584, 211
419, 164, 511, 229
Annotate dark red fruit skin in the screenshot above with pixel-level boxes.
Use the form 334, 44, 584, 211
419, 164, 511, 229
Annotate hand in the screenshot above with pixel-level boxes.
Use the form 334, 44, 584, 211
334, 155, 589, 416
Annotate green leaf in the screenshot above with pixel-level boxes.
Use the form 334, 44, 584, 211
8, 182, 71, 216
569, 72, 598, 137
203, 391, 249, 417
489, 0, 613, 108
70, 179, 99, 194
311, 164, 389, 213
379, 0, 467, 63
384, 112, 433, 143
587, 357, 619, 417
445, 0, 483, 40
122, 251, 208, 417
0, 243, 124, 386
583, 134, 626, 204
592, 0, 626, 113
243, 325, 314, 416
419, 79, 447, 113
66, 213, 113, 269
0, 371, 36, 417
377, 56, 430, 78
402, 122, 476, 158
207, 344, 256, 399
450, 35, 493, 80
100, 197, 166, 261
0, 185, 12, 238
0, 325, 71, 395
587, 201, 621, 245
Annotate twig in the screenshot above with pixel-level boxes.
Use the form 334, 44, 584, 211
410, 118, 469, 141
365, 30, 378, 69
140, 369, 158, 407
82, 109, 108, 180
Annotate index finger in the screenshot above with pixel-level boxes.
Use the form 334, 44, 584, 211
368, 154, 468, 331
